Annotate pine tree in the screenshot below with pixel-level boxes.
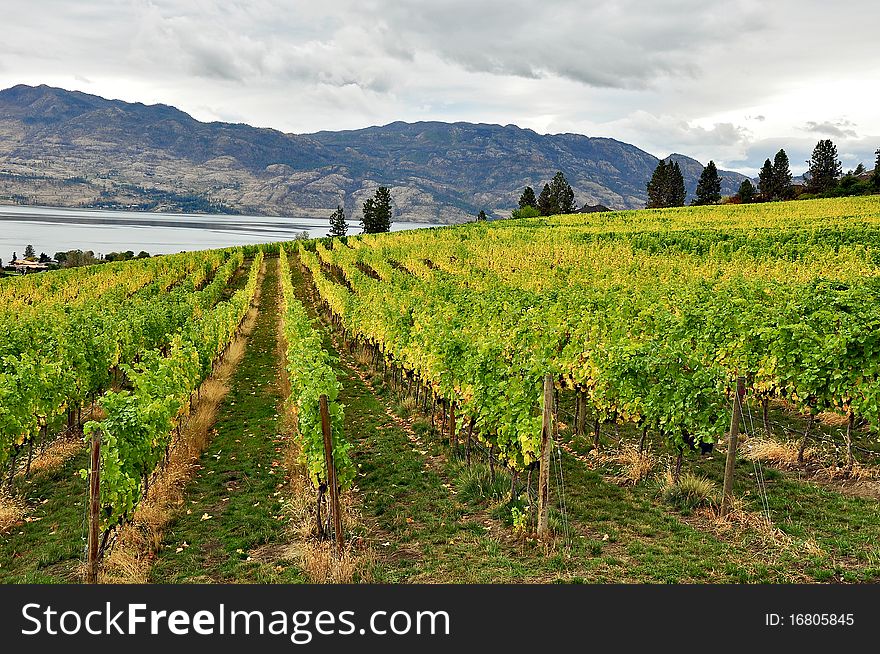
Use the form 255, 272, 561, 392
737, 179, 756, 203
758, 158, 774, 200
518, 186, 538, 209
535, 172, 576, 215
537, 183, 553, 216
667, 162, 686, 207
372, 187, 393, 233
476, 210, 488, 221
646, 160, 668, 208
693, 160, 722, 205
360, 187, 393, 234
24, 244, 35, 259
328, 205, 348, 237
772, 149, 793, 200
361, 198, 376, 233
807, 139, 842, 193
548, 171, 577, 214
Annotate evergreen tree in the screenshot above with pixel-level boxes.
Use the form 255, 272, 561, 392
548, 171, 577, 214
807, 139, 842, 193
646, 160, 668, 208
361, 198, 376, 233
758, 158, 774, 200
360, 187, 393, 234
328, 205, 348, 237
737, 179, 756, 203
24, 244, 35, 259
853, 163, 866, 176
536, 172, 576, 215
476, 210, 488, 221
537, 183, 553, 216
372, 187, 392, 233
666, 161, 686, 207
647, 160, 685, 207
11, 252, 17, 263
772, 149, 793, 200
518, 186, 538, 209
693, 160, 722, 205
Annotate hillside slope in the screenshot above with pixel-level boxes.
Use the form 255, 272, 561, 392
0, 84, 747, 221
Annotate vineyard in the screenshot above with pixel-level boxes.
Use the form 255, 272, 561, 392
1, 196, 880, 583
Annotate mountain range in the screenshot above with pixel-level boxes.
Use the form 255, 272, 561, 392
0, 84, 748, 222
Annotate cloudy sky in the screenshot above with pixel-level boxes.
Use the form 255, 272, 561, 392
2, 0, 878, 175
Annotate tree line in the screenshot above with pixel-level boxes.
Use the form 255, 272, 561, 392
647, 139, 880, 209
511, 172, 578, 219
1, 246, 153, 275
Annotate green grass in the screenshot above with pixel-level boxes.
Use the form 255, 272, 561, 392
149, 257, 306, 583
557, 391, 880, 583
0, 449, 89, 583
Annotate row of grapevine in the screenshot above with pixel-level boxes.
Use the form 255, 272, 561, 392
279, 247, 354, 497
0, 248, 243, 483
0, 254, 184, 311
85, 250, 264, 534
305, 197, 880, 474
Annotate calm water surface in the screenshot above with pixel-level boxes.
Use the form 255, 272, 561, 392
0, 205, 436, 257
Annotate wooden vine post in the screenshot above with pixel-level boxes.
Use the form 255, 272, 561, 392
86, 426, 101, 584
319, 394, 344, 553
448, 402, 457, 449
537, 374, 555, 540
721, 376, 746, 518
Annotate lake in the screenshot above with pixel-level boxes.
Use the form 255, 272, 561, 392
0, 204, 436, 259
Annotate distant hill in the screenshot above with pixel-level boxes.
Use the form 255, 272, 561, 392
0, 84, 747, 222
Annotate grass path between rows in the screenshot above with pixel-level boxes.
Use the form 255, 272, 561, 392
149, 257, 306, 583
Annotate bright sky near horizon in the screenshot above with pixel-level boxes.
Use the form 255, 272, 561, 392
2, 0, 878, 175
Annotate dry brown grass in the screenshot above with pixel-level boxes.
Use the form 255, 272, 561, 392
742, 436, 815, 468
612, 444, 657, 485
825, 461, 878, 481
300, 541, 376, 583
26, 436, 84, 476
353, 347, 374, 368
699, 498, 824, 559
99, 261, 265, 584
817, 410, 850, 427
0, 492, 26, 533
277, 312, 375, 584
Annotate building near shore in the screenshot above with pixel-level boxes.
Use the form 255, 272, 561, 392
11, 258, 50, 273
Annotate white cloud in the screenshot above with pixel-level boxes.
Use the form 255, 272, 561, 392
0, 0, 878, 175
